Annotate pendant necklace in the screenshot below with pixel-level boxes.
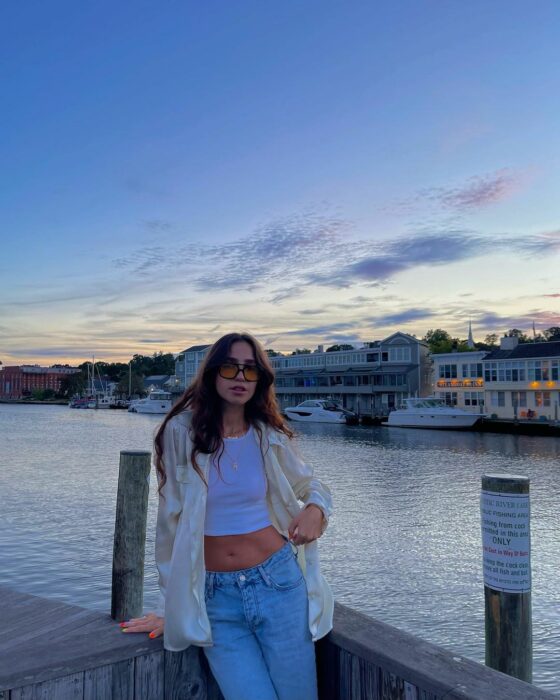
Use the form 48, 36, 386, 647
222, 428, 251, 471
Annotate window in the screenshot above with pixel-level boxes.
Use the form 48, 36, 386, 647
462, 363, 483, 378
511, 391, 527, 408
439, 392, 458, 406
381, 352, 388, 362
464, 391, 484, 406
439, 364, 458, 379
367, 353, 379, 363
535, 391, 551, 408
490, 391, 505, 407
552, 361, 559, 381
388, 347, 410, 362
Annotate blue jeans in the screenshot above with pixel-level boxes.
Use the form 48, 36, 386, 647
203, 542, 318, 700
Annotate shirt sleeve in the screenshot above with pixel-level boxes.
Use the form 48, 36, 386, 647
153, 418, 183, 617
277, 434, 333, 531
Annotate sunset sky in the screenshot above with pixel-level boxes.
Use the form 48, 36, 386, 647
2, 1, 559, 365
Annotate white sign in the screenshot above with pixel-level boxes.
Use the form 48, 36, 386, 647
480, 489, 531, 593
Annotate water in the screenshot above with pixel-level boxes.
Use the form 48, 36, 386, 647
1, 404, 559, 694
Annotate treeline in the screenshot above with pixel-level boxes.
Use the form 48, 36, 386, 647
267, 327, 560, 357
423, 327, 560, 354
54, 352, 176, 399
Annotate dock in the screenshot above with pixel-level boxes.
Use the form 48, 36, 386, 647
1, 585, 556, 700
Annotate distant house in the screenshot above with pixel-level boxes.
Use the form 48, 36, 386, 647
175, 345, 211, 389
143, 375, 172, 393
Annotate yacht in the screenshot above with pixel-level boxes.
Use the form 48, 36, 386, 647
385, 398, 484, 429
131, 391, 173, 414
284, 400, 356, 424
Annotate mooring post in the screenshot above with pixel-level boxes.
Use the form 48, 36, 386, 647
480, 473, 532, 682
111, 449, 151, 621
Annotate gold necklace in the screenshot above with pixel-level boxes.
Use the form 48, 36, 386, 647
222, 429, 251, 470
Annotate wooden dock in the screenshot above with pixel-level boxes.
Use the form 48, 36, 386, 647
1, 585, 556, 699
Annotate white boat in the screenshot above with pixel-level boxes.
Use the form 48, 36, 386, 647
385, 397, 484, 429
284, 399, 355, 424
132, 391, 173, 414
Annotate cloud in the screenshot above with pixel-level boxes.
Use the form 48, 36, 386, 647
373, 308, 437, 325
386, 168, 525, 216
434, 169, 521, 210
474, 310, 560, 332
138, 338, 170, 343
543, 293, 560, 298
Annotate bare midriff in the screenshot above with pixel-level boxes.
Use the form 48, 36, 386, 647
204, 524, 286, 572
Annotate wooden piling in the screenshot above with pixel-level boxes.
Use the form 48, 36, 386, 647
481, 474, 532, 682
111, 450, 152, 622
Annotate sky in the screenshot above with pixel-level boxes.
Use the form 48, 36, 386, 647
1, 0, 559, 365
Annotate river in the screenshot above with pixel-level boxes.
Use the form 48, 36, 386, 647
1, 404, 558, 694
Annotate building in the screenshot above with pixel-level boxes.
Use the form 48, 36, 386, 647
482, 337, 560, 420
270, 332, 432, 414
0, 365, 81, 399
174, 345, 211, 389
432, 350, 488, 411
143, 375, 172, 393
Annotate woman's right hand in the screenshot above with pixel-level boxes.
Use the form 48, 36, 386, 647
119, 612, 164, 639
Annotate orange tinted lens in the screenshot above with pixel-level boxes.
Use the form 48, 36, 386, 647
219, 363, 239, 379
243, 366, 259, 381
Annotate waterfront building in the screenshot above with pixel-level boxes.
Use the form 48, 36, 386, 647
143, 374, 172, 393
432, 350, 488, 411
0, 365, 81, 399
270, 332, 432, 414
482, 336, 560, 420
174, 344, 211, 389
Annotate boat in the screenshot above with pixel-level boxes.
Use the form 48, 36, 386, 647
384, 397, 484, 429
283, 399, 356, 424
131, 391, 173, 414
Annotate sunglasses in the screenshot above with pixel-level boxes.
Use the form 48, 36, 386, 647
218, 362, 260, 382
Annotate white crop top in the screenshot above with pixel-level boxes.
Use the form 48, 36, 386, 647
204, 426, 272, 536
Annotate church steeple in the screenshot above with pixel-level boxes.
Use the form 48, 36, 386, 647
467, 320, 475, 349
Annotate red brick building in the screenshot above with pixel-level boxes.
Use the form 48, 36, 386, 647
0, 365, 81, 399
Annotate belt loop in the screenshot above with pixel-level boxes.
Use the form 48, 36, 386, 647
206, 572, 215, 599
257, 564, 272, 587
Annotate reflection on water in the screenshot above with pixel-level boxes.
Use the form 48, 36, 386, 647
1, 405, 559, 693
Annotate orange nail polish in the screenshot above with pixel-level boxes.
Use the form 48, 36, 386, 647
149, 632, 155, 639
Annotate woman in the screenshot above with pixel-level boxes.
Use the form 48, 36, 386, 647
121, 332, 333, 700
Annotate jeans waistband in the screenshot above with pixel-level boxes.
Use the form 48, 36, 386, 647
205, 541, 297, 596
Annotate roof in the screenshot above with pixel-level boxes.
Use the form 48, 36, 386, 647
144, 375, 170, 381
484, 341, 560, 361
179, 344, 211, 354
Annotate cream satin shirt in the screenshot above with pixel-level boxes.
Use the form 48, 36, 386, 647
153, 411, 334, 652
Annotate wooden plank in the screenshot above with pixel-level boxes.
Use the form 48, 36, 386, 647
84, 658, 133, 700
134, 651, 164, 700
358, 658, 380, 699
0, 587, 156, 690
164, 648, 208, 700
380, 670, 406, 699
11, 673, 83, 700
327, 603, 556, 699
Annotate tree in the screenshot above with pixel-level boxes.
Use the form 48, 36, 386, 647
265, 349, 282, 357
326, 344, 354, 352
291, 348, 311, 355
544, 326, 560, 342
506, 329, 530, 343
484, 333, 498, 347
423, 329, 453, 354
116, 372, 145, 398
58, 372, 87, 398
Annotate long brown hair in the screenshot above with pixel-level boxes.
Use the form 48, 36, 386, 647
154, 332, 293, 493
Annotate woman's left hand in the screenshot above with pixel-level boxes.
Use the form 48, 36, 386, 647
288, 504, 325, 545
